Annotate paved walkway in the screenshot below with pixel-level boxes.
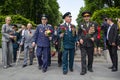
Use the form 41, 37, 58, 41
0, 49, 120, 80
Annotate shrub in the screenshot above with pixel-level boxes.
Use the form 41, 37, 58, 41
91, 8, 120, 24
0, 15, 36, 48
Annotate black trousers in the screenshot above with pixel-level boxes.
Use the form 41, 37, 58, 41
108, 45, 118, 69
58, 51, 62, 65
80, 47, 94, 72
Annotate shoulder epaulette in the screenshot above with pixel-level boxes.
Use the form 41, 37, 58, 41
47, 24, 52, 26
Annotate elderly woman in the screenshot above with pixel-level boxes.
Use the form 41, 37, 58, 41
1, 16, 16, 69
20, 23, 35, 68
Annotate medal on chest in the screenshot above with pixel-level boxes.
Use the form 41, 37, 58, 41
28, 31, 32, 36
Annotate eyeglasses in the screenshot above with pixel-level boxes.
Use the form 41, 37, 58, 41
83, 15, 90, 17
8, 20, 12, 21
42, 19, 47, 20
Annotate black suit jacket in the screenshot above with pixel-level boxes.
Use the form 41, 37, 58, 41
107, 24, 118, 45
78, 21, 98, 47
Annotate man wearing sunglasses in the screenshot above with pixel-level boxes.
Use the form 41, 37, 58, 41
78, 11, 98, 75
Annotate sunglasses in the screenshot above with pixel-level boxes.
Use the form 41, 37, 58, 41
83, 15, 90, 17
42, 19, 47, 20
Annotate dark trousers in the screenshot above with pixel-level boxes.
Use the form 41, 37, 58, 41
58, 51, 62, 65
108, 45, 118, 69
36, 47, 49, 70
13, 48, 18, 62
48, 47, 51, 66
62, 48, 75, 72
80, 47, 94, 72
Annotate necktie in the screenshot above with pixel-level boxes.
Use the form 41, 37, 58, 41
68, 24, 71, 31
107, 26, 111, 40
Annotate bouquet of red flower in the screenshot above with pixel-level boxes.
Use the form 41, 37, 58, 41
71, 25, 76, 36
60, 26, 66, 33
51, 46, 56, 57
45, 29, 52, 37
81, 25, 87, 35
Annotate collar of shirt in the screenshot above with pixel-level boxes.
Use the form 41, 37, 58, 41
110, 23, 113, 27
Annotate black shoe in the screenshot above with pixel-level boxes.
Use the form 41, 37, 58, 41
42, 69, 47, 73
88, 69, 93, 72
22, 64, 27, 68
63, 71, 68, 75
80, 72, 86, 75
29, 63, 33, 65
98, 54, 101, 56
112, 68, 118, 72
48, 64, 51, 67
108, 66, 113, 69
58, 64, 62, 67
70, 69, 74, 72
8, 65, 13, 67
38, 66, 42, 70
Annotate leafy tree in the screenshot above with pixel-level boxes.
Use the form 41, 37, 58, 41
76, 0, 120, 25
0, 0, 63, 26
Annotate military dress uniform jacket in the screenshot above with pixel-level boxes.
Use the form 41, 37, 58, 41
33, 24, 53, 47
78, 21, 98, 47
58, 23, 77, 49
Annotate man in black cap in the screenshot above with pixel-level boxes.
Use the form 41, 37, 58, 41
32, 14, 53, 73
58, 12, 77, 75
78, 11, 98, 75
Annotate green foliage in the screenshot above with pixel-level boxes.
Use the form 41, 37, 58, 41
0, 15, 36, 48
76, 7, 86, 25
91, 8, 120, 24
0, 15, 36, 26
0, 0, 63, 26
76, 0, 120, 25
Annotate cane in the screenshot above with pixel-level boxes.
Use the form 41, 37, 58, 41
16, 46, 22, 66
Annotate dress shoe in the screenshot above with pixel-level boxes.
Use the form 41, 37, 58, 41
22, 64, 27, 68
112, 68, 118, 72
3, 66, 8, 69
38, 66, 42, 70
29, 63, 33, 65
58, 64, 62, 67
48, 64, 51, 67
8, 65, 13, 67
88, 69, 94, 72
80, 72, 86, 75
108, 66, 113, 69
42, 69, 47, 73
63, 71, 68, 75
70, 69, 74, 72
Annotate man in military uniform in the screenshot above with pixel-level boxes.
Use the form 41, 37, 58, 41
32, 14, 53, 73
78, 11, 98, 75
58, 12, 77, 75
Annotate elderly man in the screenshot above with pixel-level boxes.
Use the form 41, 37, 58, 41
58, 12, 77, 75
20, 23, 35, 67
78, 11, 98, 75
32, 14, 53, 73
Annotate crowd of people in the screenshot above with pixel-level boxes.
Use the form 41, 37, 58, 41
1, 11, 120, 75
